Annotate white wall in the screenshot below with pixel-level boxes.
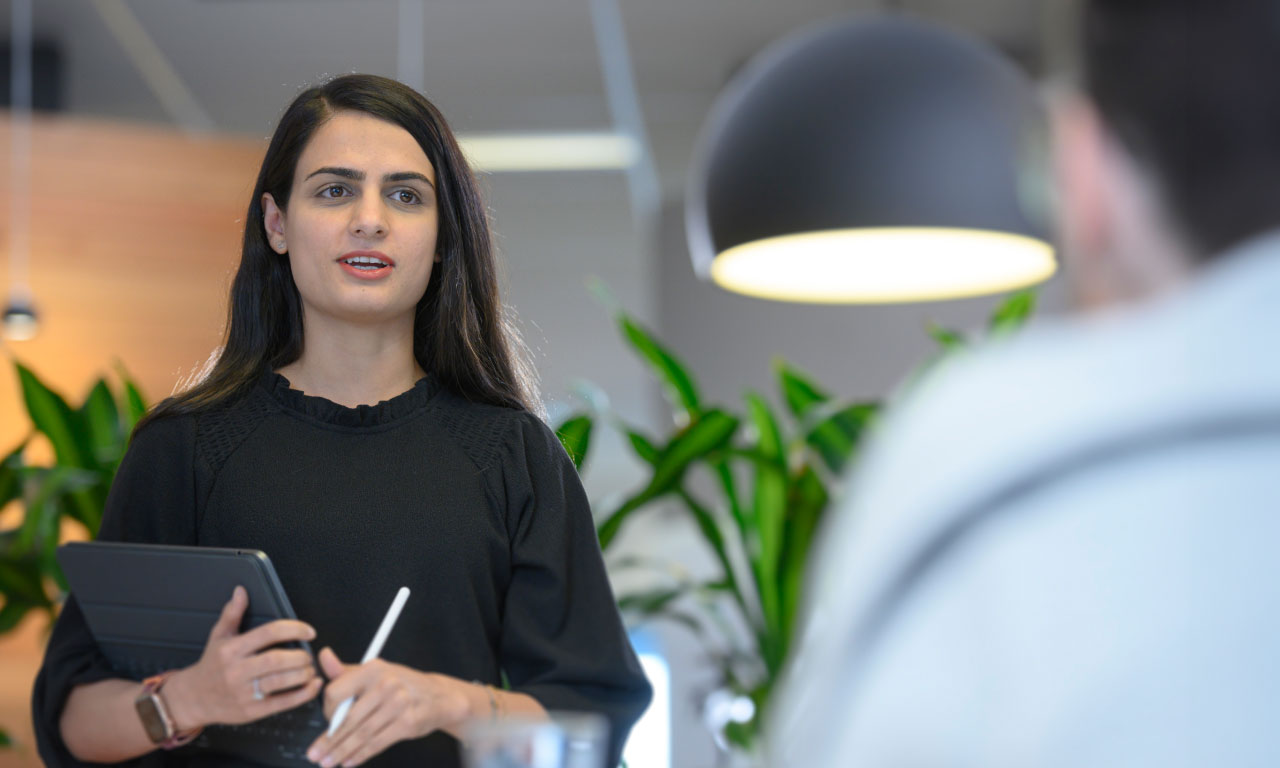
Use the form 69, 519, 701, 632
486, 170, 1072, 768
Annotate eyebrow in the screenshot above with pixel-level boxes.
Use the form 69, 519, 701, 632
304, 166, 435, 189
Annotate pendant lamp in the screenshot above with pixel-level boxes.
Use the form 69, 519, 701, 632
686, 14, 1056, 304
4, 0, 38, 340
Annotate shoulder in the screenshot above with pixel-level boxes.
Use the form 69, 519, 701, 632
126, 409, 198, 458
130, 386, 279, 474
431, 387, 564, 474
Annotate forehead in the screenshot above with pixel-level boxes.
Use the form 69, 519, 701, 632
295, 110, 436, 181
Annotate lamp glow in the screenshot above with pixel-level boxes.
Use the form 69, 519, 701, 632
710, 228, 1055, 304
2, 301, 38, 341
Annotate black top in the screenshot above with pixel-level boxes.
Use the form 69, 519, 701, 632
32, 372, 652, 767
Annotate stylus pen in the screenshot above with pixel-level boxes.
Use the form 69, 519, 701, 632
327, 586, 411, 737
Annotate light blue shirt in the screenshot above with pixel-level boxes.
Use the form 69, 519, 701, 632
769, 231, 1280, 768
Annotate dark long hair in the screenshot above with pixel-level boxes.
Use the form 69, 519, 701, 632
140, 74, 538, 430
1083, 0, 1280, 260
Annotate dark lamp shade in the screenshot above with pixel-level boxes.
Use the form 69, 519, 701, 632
686, 15, 1056, 303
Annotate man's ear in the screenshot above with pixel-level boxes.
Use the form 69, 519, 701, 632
262, 192, 288, 253
1050, 92, 1111, 262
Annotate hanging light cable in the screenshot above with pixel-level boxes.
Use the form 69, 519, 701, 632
4, 0, 38, 341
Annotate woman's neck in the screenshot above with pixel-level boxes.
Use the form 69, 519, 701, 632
276, 312, 426, 408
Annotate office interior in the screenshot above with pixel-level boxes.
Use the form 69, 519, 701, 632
0, 1, 1073, 766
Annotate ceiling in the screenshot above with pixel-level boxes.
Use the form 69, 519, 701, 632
0, 0, 1051, 195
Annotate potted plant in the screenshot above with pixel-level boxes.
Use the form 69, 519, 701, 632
555, 291, 1037, 758
0, 364, 146, 748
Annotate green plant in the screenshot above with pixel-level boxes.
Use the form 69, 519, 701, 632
0, 362, 147, 747
556, 290, 1037, 751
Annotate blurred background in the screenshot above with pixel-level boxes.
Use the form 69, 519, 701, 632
0, 1, 1071, 766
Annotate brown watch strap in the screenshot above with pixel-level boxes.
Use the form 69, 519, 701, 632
136, 672, 202, 749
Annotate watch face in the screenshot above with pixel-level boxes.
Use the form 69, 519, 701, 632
135, 695, 170, 744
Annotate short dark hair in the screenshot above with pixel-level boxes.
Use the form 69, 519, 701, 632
140, 74, 538, 431
1083, 0, 1280, 260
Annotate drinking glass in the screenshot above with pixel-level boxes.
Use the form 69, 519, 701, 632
462, 712, 610, 768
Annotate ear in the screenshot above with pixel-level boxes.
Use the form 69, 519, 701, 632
262, 192, 288, 254
1050, 93, 1117, 264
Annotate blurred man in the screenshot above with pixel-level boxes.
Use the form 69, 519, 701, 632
769, 2, 1280, 766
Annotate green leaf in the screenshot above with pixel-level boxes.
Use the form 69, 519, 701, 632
711, 459, 747, 547
597, 492, 658, 551
648, 410, 739, 497
804, 402, 879, 475
0, 725, 10, 747
597, 410, 739, 549
675, 489, 756, 635
989, 289, 1037, 335
120, 373, 149, 435
745, 394, 786, 667
0, 510, 50, 625
618, 315, 701, 418
80, 379, 123, 466
779, 466, 828, 656
0, 599, 30, 634
554, 414, 592, 471
927, 323, 967, 351
16, 466, 101, 550
0, 555, 50, 607
0, 444, 24, 509
626, 430, 660, 465
16, 363, 93, 469
776, 361, 829, 421
618, 587, 684, 615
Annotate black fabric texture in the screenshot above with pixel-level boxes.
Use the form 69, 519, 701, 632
32, 372, 652, 767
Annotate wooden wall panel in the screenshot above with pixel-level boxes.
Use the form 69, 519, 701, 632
0, 112, 266, 763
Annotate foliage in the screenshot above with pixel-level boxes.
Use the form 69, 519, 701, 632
0, 361, 146, 750
0, 363, 146, 636
555, 289, 1037, 751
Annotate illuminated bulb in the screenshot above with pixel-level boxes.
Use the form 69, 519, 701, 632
710, 228, 1055, 304
2, 301, 38, 341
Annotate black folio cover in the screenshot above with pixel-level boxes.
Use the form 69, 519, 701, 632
56, 541, 326, 767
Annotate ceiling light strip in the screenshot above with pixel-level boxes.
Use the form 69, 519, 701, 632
457, 132, 638, 173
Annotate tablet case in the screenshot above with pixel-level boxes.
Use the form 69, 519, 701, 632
57, 541, 327, 767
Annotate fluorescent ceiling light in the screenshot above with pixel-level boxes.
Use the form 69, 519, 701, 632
457, 132, 639, 172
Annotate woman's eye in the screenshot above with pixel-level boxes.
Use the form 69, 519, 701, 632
320, 185, 349, 199
392, 189, 421, 205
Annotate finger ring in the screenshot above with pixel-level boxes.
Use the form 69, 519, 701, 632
252, 678, 265, 701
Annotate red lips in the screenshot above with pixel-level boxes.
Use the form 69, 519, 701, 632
337, 250, 396, 267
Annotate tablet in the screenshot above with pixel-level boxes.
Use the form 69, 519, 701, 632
57, 541, 326, 767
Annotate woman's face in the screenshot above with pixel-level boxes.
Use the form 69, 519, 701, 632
262, 110, 440, 329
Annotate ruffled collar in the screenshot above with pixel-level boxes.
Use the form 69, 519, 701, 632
259, 370, 440, 428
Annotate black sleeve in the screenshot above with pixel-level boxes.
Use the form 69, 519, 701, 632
496, 413, 653, 768
32, 414, 201, 767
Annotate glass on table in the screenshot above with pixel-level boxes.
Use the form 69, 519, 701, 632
462, 712, 610, 768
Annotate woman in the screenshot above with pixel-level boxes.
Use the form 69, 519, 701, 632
32, 73, 651, 767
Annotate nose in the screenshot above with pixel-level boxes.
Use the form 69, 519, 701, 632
350, 195, 388, 239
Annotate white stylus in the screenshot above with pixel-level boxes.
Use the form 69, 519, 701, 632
327, 586, 411, 737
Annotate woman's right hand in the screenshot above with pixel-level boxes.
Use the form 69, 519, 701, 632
167, 585, 323, 730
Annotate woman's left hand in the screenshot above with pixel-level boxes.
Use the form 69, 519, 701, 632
306, 647, 471, 767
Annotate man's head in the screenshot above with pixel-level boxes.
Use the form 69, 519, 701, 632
1052, 0, 1280, 307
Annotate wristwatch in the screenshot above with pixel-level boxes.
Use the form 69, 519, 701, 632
135, 672, 202, 749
